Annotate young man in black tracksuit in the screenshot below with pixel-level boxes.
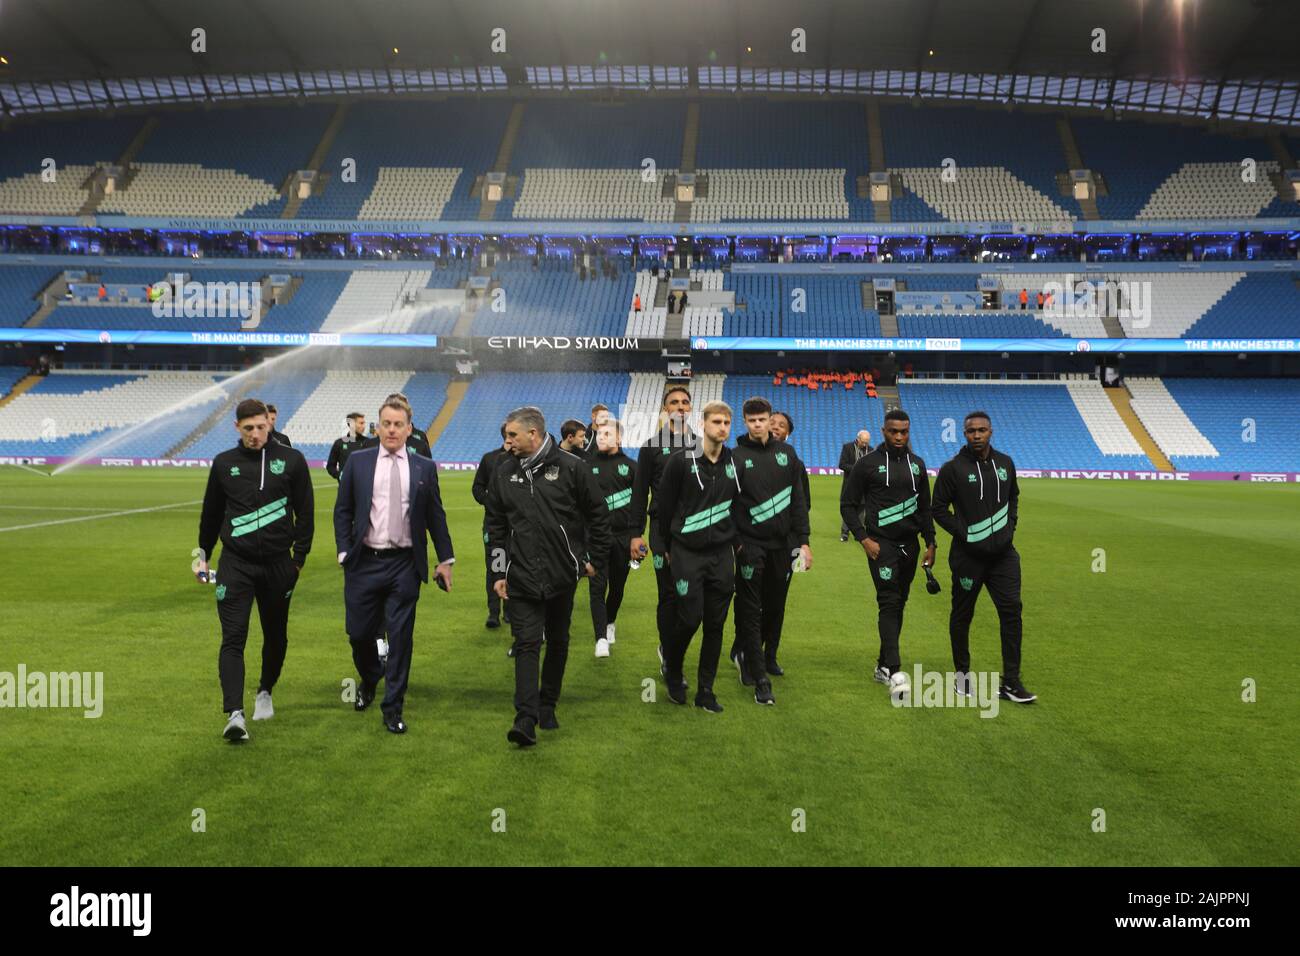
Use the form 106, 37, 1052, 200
587, 419, 637, 658
840, 409, 936, 695
628, 385, 697, 658
655, 400, 740, 713
326, 412, 369, 481
196, 398, 315, 742
487, 407, 612, 746
728, 397, 812, 704
931, 411, 1036, 703
472, 424, 511, 629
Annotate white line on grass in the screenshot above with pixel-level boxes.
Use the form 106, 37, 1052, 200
0, 499, 203, 533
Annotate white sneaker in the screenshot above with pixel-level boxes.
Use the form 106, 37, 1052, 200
872, 665, 891, 685
223, 709, 249, 741
595, 638, 610, 658
888, 671, 911, 701
605, 623, 616, 645
252, 690, 274, 721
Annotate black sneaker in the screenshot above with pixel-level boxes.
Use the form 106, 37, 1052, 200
666, 676, 688, 705
485, 616, 500, 629
507, 717, 537, 747
999, 680, 1037, 703
694, 692, 723, 714
754, 680, 775, 706
659, 645, 687, 690
872, 665, 891, 685
953, 671, 974, 698
732, 650, 755, 687
765, 659, 784, 677
539, 706, 559, 730
840, 532, 849, 542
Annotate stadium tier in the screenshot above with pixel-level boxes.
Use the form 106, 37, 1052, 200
1071, 116, 1291, 220
471, 258, 635, 337
5, 101, 1293, 224
0, 266, 58, 327
4, 368, 1295, 474
297, 101, 512, 220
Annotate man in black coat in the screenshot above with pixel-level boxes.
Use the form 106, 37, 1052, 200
838, 429, 872, 541
487, 406, 611, 746
472, 423, 511, 629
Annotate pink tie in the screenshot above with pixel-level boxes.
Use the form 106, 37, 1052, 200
387, 455, 403, 545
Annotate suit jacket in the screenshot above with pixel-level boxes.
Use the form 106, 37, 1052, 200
333, 446, 454, 583
839, 440, 868, 475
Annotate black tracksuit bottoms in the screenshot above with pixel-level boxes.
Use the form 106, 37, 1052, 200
948, 544, 1023, 683
664, 544, 735, 694
731, 543, 794, 681
509, 584, 577, 723
482, 530, 502, 620
589, 536, 631, 642
215, 553, 298, 714
649, 528, 677, 648
867, 536, 920, 674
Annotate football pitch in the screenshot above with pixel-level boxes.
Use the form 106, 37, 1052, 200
0, 467, 1295, 867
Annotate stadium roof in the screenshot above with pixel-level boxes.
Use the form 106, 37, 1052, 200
0, 0, 1296, 123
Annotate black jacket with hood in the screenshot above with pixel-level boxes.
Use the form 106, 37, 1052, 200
840, 443, 936, 546
731, 433, 810, 551
199, 440, 314, 567
485, 435, 612, 601
931, 444, 1019, 556
656, 443, 741, 554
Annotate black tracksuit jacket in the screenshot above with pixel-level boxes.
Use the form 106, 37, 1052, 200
629, 425, 699, 546
840, 444, 937, 546
588, 448, 638, 539
730, 433, 811, 551
656, 445, 741, 555
199, 441, 315, 566
326, 433, 370, 480
485, 437, 612, 601
931, 444, 1019, 556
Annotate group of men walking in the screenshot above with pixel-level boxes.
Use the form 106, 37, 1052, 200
196, 382, 1035, 750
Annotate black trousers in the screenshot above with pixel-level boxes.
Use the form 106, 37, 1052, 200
948, 545, 1023, 682
867, 536, 920, 673
344, 549, 421, 719
663, 544, 735, 695
215, 553, 298, 714
482, 530, 501, 619
509, 584, 577, 723
588, 536, 631, 642
649, 527, 677, 649
731, 543, 794, 681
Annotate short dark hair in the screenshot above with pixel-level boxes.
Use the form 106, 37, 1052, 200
590, 403, 609, 415
346, 412, 364, 422
662, 386, 691, 407
560, 419, 587, 441
499, 422, 507, 439
964, 410, 991, 426
742, 396, 772, 417
235, 398, 269, 422
265, 403, 278, 414
772, 411, 793, 435
884, 408, 911, 424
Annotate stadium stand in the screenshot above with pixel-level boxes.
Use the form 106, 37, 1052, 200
298, 101, 512, 220
184, 369, 327, 459
0, 365, 31, 398
1184, 273, 1300, 339
0, 369, 228, 457
1125, 376, 1220, 462
690, 101, 874, 222
897, 379, 1155, 471
1158, 378, 1300, 472
280, 369, 452, 460
472, 258, 633, 337
1070, 117, 1290, 220
0, 267, 58, 327
429, 371, 631, 463
880, 105, 1079, 222
98, 106, 331, 218
0, 117, 143, 216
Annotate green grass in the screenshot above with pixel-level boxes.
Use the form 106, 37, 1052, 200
0, 467, 1296, 866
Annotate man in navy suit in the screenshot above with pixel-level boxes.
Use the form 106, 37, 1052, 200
334, 397, 454, 734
